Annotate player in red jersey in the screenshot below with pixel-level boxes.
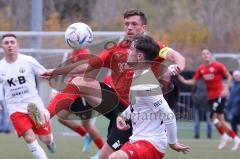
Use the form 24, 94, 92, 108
178, 49, 240, 150
50, 49, 104, 159
34, 9, 185, 159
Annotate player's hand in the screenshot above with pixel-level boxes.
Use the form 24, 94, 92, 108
168, 64, 181, 76
116, 115, 130, 131
40, 69, 54, 80
169, 142, 191, 154
220, 87, 228, 98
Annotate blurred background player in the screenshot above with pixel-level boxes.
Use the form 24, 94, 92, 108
178, 49, 240, 150
50, 49, 104, 159
0, 33, 56, 159
109, 35, 190, 159
228, 69, 240, 135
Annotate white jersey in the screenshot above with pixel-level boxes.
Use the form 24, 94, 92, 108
123, 69, 177, 153
0, 54, 46, 115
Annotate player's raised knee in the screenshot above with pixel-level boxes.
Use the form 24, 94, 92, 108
24, 132, 36, 143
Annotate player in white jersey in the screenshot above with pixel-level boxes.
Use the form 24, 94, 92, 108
108, 35, 190, 159
0, 33, 55, 159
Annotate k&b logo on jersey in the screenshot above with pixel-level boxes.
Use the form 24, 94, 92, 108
7, 76, 26, 87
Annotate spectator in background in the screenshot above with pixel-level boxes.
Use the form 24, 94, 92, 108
192, 79, 213, 139
228, 70, 240, 135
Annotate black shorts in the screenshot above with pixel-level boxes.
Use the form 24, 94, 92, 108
97, 83, 133, 150
67, 82, 121, 120
68, 82, 132, 150
68, 97, 94, 120
208, 97, 226, 118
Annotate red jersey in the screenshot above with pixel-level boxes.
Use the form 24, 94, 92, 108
67, 49, 92, 82
90, 40, 165, 106
193, 61, 228, 99
69, 49, 90, 62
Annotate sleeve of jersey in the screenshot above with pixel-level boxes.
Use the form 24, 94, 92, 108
160, 104, 178, 144
28, 56, 47, 75
88, 50, 111, 69
193, 67, 201, 80
218, 63, 228, 76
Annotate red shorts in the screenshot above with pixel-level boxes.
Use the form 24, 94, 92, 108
10, 112, 51, 137
121, 140, 165, 159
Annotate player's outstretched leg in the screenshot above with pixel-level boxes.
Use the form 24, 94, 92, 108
47, 140, 57, 153
213, 118, 230, 149
39, 133, 56, 154
81, 119, 104, 156
46, 133, 57, 153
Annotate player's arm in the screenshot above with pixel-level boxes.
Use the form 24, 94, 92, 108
221, 68, 232, 97
178, 66, 201, 86
178, 75, 197, 86
160, 102, 190, 154
159, 47, 185, 76
41, 53, 105, 80
225, 70, 232, 89
41, 60, 89, 79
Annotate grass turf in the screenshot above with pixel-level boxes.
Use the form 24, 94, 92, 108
1, 117, 239, 159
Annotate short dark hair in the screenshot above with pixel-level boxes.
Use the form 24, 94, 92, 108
133, 35, 160, 61
202, 48, 213, 53
123, 9, 147, 25
1, 33, 17, 41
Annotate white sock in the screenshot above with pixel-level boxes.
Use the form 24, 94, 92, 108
222, 133, 228, 137
49, 133, 54, 144
27, 140, 48, 159
234, 136, 240, 142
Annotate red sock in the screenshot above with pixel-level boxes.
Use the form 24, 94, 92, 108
74, 126, 87, 136
227, 130, 236, 139
93, 137, 104, 149
58, 119, 87, 136
216, 125, 225, 135
48, 83, 81, 118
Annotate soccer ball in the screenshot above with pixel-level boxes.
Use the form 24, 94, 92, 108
64, 22, 93, 50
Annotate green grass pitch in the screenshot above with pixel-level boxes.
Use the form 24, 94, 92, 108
0, 117, 239, 159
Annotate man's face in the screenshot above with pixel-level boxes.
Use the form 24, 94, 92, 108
1, 36, 19, 55
201, 49, 212, 63
124, 15, 146, 40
